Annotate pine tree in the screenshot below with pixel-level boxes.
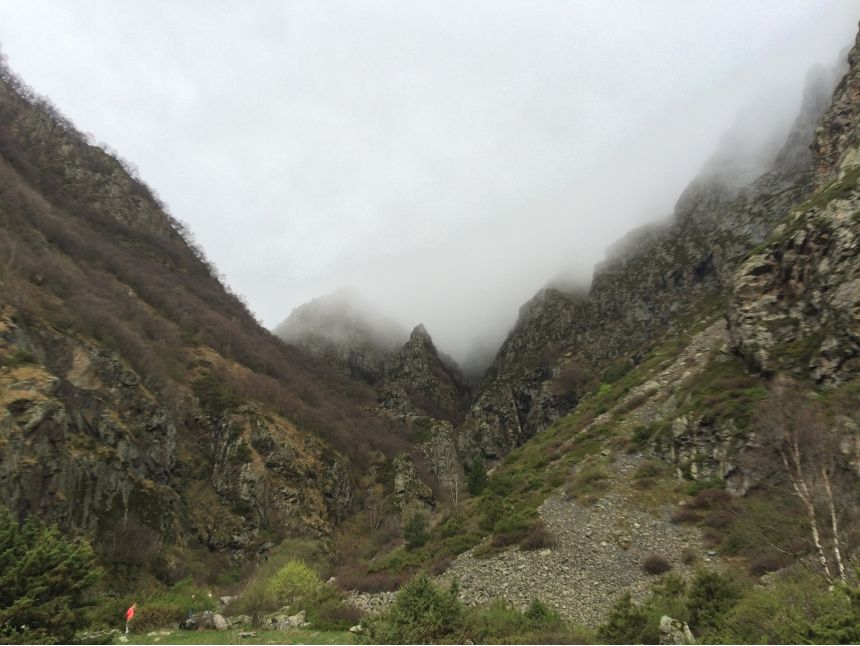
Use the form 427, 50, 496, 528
0, 505, 100, 643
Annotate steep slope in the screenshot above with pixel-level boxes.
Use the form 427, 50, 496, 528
274, 289, 407, 384
0, 61, 423, 565
459, 50, 845, 463
278, 295, 471, 494
351, 25, 860, 632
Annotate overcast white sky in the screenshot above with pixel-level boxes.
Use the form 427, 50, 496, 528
0, 1, 858, 362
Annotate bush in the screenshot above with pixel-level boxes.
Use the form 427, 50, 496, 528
520, 523, 558, 551
466, 457, 488, 495
597, 593, 650, 644
714, 571, 859, 644
270, 560, 321, 606
304, 585, 364, 630
360, 574, 463, 644
127, 602, 185, 634
402, 513, 429, 551
0, 505, 100, 643
670, 506, 699, 524
229, 583, 279, 628
686, 571, 741, 634
642, 553, 672, 575
463, 598, 528, 642
687, 488, 732, 511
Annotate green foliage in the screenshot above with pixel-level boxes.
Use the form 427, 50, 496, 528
462, 598, 570, 644
192, 373, 242, 413
677, 355, 766, 431
466, 456, 488, 495
716, 572, 859, 644
795, 164, 860, 212
631, 421, 668, 447
213, 541, 326, 625
602, 359, 634, 384
0, 505, 100, 644
683, 478, 724, 497
235, 557, 359, 631
270, 560, 322, 606
685, 571, 742, 634
564, 463, 610, 504
402, 513, 429, 551
597, 593, 651, 644
360, 574, 464, 644
88, 578, 217, 634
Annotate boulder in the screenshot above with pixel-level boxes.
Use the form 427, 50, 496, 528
266, 608, 309, 631
227, 614, 252, 628
181, 610, 215, 631
213, 614, 229, 631
659, 615, 696, 645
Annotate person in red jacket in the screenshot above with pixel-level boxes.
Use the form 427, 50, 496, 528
125, 602, 137, 635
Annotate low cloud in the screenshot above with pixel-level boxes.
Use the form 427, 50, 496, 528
0, 1, 856, 364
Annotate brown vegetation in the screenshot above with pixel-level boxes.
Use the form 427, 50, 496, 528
0, 58, 428, 478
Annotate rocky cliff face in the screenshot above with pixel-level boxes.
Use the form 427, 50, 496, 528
457, 47, 847, 464
280, 299, 471, 494
729, 29, 860, 383
274, 290, 407, 384
0, 61, 422, 563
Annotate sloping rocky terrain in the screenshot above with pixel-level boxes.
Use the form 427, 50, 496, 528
0, 61, 429, 565
2, 16, 860, 639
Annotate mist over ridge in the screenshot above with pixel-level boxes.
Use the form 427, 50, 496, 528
0, 1, 857, 365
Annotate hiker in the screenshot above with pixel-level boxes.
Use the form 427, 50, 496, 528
125, 602, 137, 635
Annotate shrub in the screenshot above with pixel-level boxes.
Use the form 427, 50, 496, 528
634, 460, 665, 480
687, 488, 732, 511
670, 506, 699, 524
520, 523, 558, 551
0, 505, 100, 643
686, 571, 741, 634
464, 598, 527, 641
642, 554, 672, 575
230, 583, 279, 628
564, 464, 610, 503
597, 593, 650, 644
402, 513, 430, 551
127, 602, 185, 633
360, 574, 463, 644
747, 550, 792, 576
715, 572, 859, 644
524, 599, 562, 628
466, 457, 488, 495
270, 560, 322, 606
304, 585, 364, 630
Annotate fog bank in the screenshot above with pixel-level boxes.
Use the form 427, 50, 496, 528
0, 1, 857, 362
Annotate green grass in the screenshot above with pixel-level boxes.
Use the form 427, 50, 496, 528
121, 628, 353, 644
675, 353, 766, 432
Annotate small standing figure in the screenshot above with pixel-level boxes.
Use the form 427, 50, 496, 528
125, 602, 137, 635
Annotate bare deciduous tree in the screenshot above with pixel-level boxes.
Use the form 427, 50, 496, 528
755, 381, 854, 585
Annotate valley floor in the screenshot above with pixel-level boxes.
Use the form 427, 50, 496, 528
440, 456, 712, 627
118, 628, 353, 645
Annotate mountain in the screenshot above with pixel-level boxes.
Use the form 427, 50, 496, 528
0, 60, 432, 567
457, 43, 847, 464
274, 289, 408, 384
3, 18, 860, 640
277, 22, 860, 633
